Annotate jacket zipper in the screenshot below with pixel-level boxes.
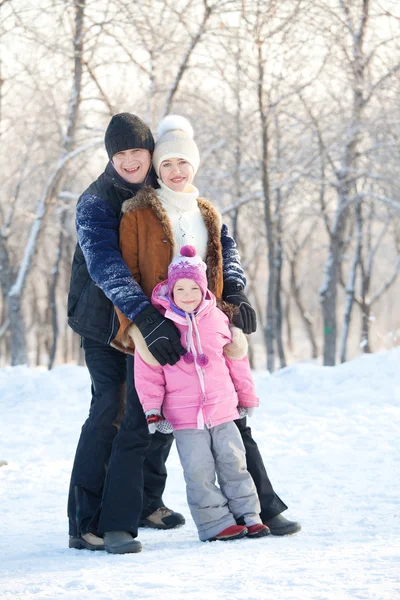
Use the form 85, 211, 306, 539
195, 361, 208, 428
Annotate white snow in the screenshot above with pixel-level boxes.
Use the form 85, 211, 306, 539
1, 349, 399, 600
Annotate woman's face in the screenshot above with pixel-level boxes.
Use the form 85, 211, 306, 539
159, 158, 194, 192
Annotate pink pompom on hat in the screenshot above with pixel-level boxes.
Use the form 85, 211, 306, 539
168, 245, 208, 298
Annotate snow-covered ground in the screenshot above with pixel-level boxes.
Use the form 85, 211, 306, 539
1, 349, 399, 600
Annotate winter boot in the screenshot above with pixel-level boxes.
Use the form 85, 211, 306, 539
139, 507, 185, 530
264, 514, 301, 536
246, 524, 270, 538
69, 532, 105, 551
208, 525, 248, 541
104, 531, 142, 554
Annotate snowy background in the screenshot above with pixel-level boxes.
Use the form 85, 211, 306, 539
1, 348, 399, 600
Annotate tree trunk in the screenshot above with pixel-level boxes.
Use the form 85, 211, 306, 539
8, 295, 27, 365
257, 41, 275, 372
360, 302, 371, 353
340, 201, 362, 363
289, 261, 318, 360
359, 248, 372, 354
320, 1, 369, 366
274, 116, 286, 369
247, 336, 255, 370
232, 43, 242, 247
320, 233, 341, 366
48, 208, 67, 369
275, 236, 286, 368
284, 292, 293, 354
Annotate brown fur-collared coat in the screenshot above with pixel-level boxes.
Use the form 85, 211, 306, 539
112, 186, 235, 353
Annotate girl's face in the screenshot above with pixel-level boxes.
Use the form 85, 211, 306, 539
159, 158, 194, 192
173, 279, 202, 312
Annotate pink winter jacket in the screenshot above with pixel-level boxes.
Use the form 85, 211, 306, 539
133, 281, 259, 431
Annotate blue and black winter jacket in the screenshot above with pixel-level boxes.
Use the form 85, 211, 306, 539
67, 162, 246, 346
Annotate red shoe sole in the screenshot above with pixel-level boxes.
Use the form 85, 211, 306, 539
246, 526, 270, 539
208, 526, 248, 541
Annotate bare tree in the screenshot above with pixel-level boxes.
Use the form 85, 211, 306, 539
340, 199, 363, 362
47, 0, 86, 369
285, 220, 319, 360
5, 0, 99, 365
341, 201, 400, 357
305, 0, 400, 364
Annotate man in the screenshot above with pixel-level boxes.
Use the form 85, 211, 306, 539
67, 112, 300, 555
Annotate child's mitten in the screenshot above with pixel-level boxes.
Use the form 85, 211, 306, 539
145, 410, 164, 434
156, 419, 174, 434
237, 406, 255, 419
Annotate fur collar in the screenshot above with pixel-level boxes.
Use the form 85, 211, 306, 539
122, 186, 223, 296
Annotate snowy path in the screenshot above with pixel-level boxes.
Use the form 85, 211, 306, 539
1, 349, 399, 599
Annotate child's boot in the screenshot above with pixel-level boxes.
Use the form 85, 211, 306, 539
246, 524, 270, 538
208, 525, 248, 541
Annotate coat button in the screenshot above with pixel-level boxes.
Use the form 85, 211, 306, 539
162, 239, 168, 243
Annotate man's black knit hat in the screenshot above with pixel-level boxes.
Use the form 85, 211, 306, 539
104, 113, 155, 159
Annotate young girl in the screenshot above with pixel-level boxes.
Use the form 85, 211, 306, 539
132, 245, 269, 541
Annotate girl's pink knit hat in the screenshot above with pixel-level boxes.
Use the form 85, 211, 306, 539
168, 246, 208, 297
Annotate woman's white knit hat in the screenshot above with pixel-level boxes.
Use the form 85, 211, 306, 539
153, 115, 200, 176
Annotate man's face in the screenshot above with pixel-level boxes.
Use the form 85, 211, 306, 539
112, 148, 152, 184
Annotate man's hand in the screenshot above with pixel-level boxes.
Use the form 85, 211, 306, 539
135, 305, 186, 366
223, 284, 257, 334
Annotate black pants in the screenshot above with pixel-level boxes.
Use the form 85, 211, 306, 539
68, 338, 287, 537
68, 338, 173, 537
235, 417, 287, 522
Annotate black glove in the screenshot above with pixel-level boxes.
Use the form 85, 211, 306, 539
135, 305, 186, 366
223, 283, 257, 334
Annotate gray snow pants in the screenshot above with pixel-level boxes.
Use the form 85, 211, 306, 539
174, 421, 261, 541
